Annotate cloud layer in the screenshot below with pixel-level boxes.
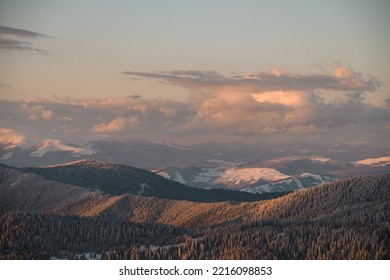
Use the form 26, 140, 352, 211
0, 64, 388, 146
0, 26, 50, 38
123, 64, 379, 93
0, 25, 50, 54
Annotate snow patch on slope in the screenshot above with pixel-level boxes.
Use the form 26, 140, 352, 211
173, 171, 187, 184
269, 156, 332, 164
242, 173, 334, 194
0, 152, 13, 160
138, 183, 146, 195
30, 139, 96, 157
309, 157, 332, 163
354, 156, 390, 166
156, 171, 171, 180
193, 167, 223, 184
217, 168, 289, 185
207, 159, 243, 167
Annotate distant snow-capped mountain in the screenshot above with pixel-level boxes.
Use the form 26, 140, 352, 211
242, 155, 351, 175
153, 157, 336, 192
241, 173, 334, 194
1, 139, 388, 187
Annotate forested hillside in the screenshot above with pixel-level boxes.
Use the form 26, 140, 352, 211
0, 164, 101, 215
1, 171, 388, 260
0, 212, 191, 260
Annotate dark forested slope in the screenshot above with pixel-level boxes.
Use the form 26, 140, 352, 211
0, 164, 107, 215
0, 211, 191, 260
20, 160, 284, 202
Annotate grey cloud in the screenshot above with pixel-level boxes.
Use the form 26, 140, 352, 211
128, 95, 142, 99
123, 68, 380, 93
0, 38, 49, 54
0, 94, 388, 146
123, 68, 383, 140
0, 25, 51, 38
0, 38, 32, 49
0, 26, 51, 54
123, 71, 233, 90
0, 98, 195, 144
0, 82, 10, 88
309, 99, 390, 128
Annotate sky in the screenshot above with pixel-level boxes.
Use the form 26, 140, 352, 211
0, 0, 389, 147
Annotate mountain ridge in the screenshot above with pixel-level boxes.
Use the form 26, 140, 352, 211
1, 161, 388, 229
2, 161, 286, 203
1, 163, 388, 259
